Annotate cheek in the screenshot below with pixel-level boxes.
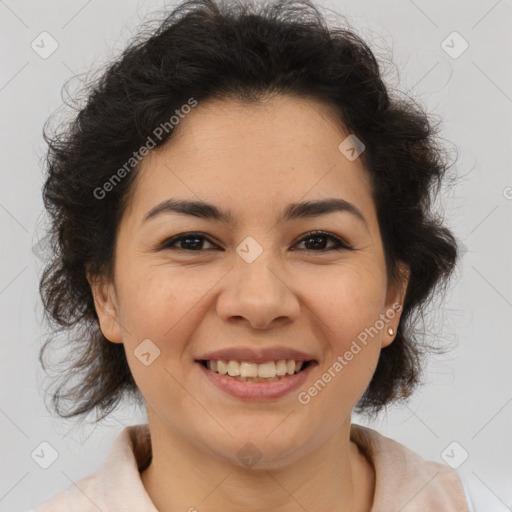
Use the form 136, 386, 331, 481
294, 267, 387, 418
115, 268, 205, 412
302, 261, 388, 341
113, 261, 224, 355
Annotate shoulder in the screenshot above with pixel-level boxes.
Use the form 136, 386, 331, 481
31, 472, 98, 512
350, 423, 471, 511
30, 424, 154, 512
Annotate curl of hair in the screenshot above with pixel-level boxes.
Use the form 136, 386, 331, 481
39, 0, 459, 422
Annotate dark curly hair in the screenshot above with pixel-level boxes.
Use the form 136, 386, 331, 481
38, 0, 459, 422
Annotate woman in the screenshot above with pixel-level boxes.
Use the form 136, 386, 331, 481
34, 0, 472, 510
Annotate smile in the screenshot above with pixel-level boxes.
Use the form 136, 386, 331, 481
195, 359, 317, 400
199, 359, 311, 382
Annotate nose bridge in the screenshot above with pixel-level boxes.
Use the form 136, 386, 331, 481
238, 248, 280, 292
216, 235, 300, 329
235, 236, 286, 300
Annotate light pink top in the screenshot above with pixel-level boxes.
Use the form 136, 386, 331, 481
31, 423, 471, 511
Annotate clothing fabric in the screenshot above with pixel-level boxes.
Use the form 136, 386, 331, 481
30, 422, 472, 511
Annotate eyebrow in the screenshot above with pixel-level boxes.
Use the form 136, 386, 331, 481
142, 197, 368, 229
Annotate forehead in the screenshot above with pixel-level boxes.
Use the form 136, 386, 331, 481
124, 95, 375, 226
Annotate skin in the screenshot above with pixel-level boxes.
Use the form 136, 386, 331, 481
88, 94, 409, 512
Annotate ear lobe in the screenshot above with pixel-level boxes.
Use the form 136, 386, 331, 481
86, 271, 123, 344
381, 261, 410, 348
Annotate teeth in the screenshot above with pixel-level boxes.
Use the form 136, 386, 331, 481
276, 360, 287, 376
258, 362, 276, 378
217, 360, 228, 375
227, 360, 240, 376
204, 359, 308, 380
240, 362, 258, 378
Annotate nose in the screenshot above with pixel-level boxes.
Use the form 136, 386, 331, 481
216, 254, 301, 330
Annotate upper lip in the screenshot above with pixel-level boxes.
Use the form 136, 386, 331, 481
195, 346, 317, 364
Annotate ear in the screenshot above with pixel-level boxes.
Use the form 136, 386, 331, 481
86, 271, 124, 344
381, 261, 409, 348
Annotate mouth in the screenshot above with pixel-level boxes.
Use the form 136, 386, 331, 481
194, 358, 318, 400
196, 359, 315, 382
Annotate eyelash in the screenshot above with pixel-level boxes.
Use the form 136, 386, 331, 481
158, 231, 353, 253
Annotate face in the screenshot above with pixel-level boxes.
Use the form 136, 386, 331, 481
89, 94, 408, 467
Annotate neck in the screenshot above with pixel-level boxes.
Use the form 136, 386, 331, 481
140, 408, 375, 512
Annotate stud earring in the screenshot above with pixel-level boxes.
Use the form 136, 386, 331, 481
387, 327, 394, 336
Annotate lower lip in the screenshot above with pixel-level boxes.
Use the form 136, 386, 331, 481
196, 361, 316, 400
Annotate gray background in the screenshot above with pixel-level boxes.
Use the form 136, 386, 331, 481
1, 0, 511, 510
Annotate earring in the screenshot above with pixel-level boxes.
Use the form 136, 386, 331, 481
387, 327, 394, 336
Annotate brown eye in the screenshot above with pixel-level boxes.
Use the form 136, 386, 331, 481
293, 231, 353, 252
158, 230, 353, 253
160, 233, 217, 251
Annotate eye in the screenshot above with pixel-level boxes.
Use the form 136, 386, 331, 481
292, 231, 353, 252
159, 232, 217, 251
159, 230, 352, 252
